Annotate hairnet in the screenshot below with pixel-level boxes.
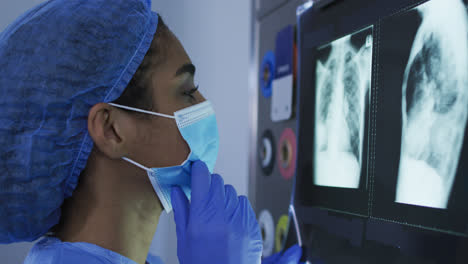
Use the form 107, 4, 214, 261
0, 0, 158, 243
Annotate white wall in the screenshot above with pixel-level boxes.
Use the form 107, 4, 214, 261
0, 1, 252, 263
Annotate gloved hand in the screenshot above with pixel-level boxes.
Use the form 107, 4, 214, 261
262, 244, 304, 264
171, 161, 263, 264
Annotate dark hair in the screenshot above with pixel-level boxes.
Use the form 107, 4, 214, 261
112, 16, 170, 113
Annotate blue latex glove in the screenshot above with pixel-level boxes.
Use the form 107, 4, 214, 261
171, 161, 263, 264
263, 244, 304, 264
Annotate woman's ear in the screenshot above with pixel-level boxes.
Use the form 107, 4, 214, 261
87, 103, 128, 159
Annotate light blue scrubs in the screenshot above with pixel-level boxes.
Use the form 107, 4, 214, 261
24, 237, 163, 264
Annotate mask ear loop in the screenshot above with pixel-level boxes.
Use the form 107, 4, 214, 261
107, 103, 177, 172
108, 103, 176, 119
122, 156, 171, 213
121, 157, 153, 174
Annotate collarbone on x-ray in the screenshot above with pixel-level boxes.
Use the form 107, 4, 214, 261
314, 28, 373, 189
396, 0, 468, 209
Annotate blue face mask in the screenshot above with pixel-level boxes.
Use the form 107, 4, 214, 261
108, 101, 219, 212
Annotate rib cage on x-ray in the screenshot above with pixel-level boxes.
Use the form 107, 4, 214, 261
396, 0, 468, 209
314, 28, 372, 189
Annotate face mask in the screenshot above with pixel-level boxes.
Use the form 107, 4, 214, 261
108, 101, 219, 213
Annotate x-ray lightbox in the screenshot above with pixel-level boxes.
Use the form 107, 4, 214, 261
314, 26, 373, 190
372, 0, 468, 235
295, 0, 468, 249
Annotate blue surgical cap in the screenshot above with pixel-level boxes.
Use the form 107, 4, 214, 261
0, 0, 158, 243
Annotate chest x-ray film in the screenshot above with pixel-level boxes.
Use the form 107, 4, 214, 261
395, 0, 468, 209
314, 26, 373, 189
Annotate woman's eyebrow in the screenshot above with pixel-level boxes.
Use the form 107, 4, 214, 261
175, 63, 196, 77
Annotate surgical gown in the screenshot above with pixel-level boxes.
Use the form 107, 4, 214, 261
24, 237, 163, 264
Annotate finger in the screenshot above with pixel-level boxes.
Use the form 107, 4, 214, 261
224, 185, 239, 218
262, 252, 281, 264
232, 196, 255, 228
190, 161, 211, 206
237, 195, 259, 234
171, 187, 189, 235
208, 174, 226, 203
279, 244, 302, 263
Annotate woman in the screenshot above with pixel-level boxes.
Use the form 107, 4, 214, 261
0, 0, 303, 263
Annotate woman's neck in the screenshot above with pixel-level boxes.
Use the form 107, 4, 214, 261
55, 150, 162, 264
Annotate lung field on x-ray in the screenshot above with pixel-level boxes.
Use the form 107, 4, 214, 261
314, 26, 373, 189
406, 36, 458, 116
396, 0, 468, 209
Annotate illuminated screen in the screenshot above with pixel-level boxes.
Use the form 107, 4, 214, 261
314, 26, 373, 189
395, 0, 468, 209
